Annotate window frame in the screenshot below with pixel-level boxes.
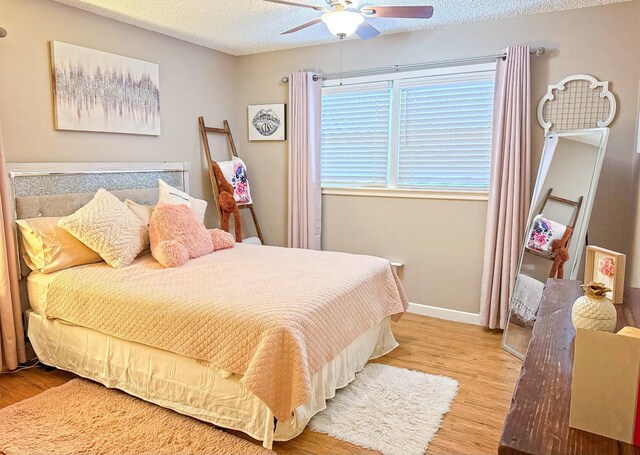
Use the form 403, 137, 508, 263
321, 62, 496, 200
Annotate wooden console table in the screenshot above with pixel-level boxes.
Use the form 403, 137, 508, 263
499, 279, 640, 455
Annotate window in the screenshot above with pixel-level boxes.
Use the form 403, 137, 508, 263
320, 64, 495, 192
321, 82, 391, 186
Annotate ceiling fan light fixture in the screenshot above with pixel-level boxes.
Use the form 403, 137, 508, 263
321, 10, 363, 39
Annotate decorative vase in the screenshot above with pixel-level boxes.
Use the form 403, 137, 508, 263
571, 282, 617, 332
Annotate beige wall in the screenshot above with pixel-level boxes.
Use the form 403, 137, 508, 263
627, 81, 640, 287
0, 0, 237, 228
3, 0, 639, 314
235, 2, 640, 313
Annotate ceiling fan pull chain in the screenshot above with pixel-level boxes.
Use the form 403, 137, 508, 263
339, 41, 343, 86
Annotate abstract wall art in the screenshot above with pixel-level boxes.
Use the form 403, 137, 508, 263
248, 104, 286, 141
50, 41, 161, 135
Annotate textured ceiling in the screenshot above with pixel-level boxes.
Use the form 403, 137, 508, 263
52, 0, 630, 56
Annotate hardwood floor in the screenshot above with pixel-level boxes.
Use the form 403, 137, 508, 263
0, 313, 521, 455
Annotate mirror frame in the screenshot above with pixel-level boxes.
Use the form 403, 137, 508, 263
502, 127, 609, 360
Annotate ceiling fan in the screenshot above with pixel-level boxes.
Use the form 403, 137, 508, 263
265, 0, 434, 40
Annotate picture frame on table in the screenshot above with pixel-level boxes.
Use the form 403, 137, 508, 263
584, 246, 626, 304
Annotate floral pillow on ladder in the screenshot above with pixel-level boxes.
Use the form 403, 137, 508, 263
527, 214, 568, 253
217, 157, 252, 204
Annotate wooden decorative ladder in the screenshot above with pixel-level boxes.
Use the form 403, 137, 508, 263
198, 117, 264, 244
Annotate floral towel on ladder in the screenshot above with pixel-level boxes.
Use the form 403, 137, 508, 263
217, 157, 252, 204
527, 214, 567, 253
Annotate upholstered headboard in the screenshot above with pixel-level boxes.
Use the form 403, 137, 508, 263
9, 162, 189, 219
7, 162, 190, 284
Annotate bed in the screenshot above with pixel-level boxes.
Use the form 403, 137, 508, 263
9, 163, 408, 448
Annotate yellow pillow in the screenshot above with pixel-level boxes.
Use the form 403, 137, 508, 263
16, 217, 103, 273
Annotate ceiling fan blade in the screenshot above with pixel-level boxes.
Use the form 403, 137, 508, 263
264, 0, 326, 11
281, 18, 323, 35
355, 20, 380, 40
360, 5, 434, 18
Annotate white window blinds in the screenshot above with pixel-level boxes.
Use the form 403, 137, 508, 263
320, 65, 496, 192
397, 73, 495, 190
321, 82, 391, 187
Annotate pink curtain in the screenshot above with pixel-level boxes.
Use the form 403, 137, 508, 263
0, 122, 26, 370
287, 72, 322, 250
480, 46, 531, 329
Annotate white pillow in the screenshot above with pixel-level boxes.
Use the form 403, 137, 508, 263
125, 199, 155, 226
59, 189, 148, 268
158, 179, 207, 222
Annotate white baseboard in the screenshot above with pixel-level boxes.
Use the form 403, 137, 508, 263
407, 302, 481, 325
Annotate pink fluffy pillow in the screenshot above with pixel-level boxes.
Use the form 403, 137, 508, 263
149, 203, 234, 268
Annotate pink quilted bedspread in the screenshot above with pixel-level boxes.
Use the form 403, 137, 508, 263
42, 244, 408, 420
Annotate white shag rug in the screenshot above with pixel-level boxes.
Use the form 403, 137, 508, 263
309, 363, 458, 455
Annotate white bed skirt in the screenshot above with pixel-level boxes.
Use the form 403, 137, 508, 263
27, 311, 398, 445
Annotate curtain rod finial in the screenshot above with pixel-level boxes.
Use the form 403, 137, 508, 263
0, 28, 7, 38
532, 47, 545, 57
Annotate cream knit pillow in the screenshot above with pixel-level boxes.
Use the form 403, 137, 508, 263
59, 189, 148, 268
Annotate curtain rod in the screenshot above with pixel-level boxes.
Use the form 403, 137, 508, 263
281, 47, 545, 83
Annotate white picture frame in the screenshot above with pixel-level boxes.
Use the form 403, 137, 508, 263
584, 245, 626, 304
248, 104, 286, 141
50, 41, 161, 136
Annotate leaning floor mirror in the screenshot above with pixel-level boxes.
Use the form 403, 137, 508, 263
502, 128, 609, 359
